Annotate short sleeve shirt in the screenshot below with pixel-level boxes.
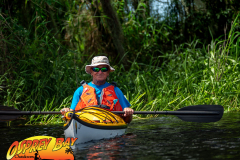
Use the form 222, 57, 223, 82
70, 82, 131, 110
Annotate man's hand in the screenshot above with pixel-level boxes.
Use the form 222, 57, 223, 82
122, 107, 134, 123
60, 108, 73, 115
123, 107, 134, 117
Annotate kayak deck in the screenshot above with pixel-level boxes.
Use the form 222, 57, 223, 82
64, 107, 127, 128
63, 107, 127, 144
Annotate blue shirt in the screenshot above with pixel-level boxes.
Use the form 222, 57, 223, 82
70, 82, 131, 110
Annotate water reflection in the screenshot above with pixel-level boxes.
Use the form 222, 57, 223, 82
72, 134, 136, 160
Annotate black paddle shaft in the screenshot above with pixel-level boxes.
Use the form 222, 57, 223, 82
112, 111, 219, 115
0, 105, 224, 123
0, 111, 218, 115
0, 111, 61, 115
115, 105, 224, 123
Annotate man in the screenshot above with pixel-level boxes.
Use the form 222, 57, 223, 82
61, 56, 134, 123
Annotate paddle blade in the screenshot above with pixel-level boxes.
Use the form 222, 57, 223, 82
176, 105, 224, 123
0, 106, 21, 122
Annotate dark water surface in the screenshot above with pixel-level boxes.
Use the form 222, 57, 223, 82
1, 113, 240, 159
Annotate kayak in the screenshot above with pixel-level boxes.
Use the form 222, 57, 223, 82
63, 107, 127, 144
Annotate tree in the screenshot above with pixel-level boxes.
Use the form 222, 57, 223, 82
100, 0, 127, 65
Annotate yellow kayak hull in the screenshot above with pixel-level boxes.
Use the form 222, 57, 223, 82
63, 107, 127, 144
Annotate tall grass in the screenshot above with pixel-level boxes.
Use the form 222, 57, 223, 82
114, 15, 240, 116
2, 16, 240, 122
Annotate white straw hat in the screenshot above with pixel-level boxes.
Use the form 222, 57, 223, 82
85, 56, 115, 74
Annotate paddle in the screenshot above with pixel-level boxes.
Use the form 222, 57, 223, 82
0, 105, 223, 123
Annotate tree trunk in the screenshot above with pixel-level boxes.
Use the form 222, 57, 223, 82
99, 0, 127, 65
180, 0, 189, 15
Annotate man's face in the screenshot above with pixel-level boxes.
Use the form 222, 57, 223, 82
90, 65, 110, 82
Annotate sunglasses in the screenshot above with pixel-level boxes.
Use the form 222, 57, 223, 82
92, 67, 109, 72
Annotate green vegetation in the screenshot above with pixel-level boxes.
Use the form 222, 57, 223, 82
1, 0, 240, 124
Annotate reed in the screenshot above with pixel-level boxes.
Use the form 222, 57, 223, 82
116, 15, 240, 116
2, 26, 240, 123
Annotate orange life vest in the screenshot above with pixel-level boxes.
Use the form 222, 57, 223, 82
75, 82, 123, 111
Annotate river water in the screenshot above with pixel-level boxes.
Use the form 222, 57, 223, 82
1, 113, 240, 159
